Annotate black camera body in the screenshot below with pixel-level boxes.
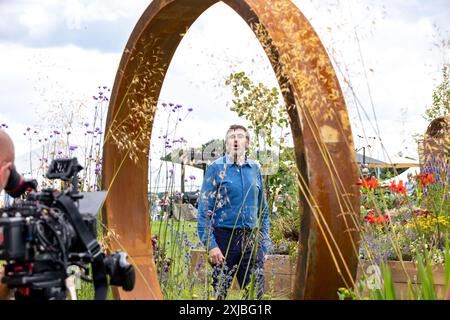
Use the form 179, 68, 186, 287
0, 158, 135, 300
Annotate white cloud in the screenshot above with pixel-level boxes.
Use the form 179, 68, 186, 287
18, 5, 56, 38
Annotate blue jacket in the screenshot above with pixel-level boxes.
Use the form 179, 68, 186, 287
197, 154, 270, 254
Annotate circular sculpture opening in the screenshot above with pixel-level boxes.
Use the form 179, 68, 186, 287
102, 0, 360, 300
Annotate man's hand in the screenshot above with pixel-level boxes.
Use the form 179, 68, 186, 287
209, 247, 225, 265
0, 269, 10, 300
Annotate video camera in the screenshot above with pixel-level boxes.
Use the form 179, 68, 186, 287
0, 158, 135, 300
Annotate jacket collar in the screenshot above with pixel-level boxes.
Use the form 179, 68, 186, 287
224, 153, 253, 167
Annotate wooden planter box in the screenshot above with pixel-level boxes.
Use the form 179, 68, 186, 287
190, 249, 296, 299
264, 254, 296, 299
357, 260, 448, 299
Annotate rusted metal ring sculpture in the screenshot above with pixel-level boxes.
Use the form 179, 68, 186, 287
102, 0, 360, 300
420, 116, 449, 167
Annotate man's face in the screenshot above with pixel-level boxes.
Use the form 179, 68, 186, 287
226, 128, 249, 158
0, 160, 12, 192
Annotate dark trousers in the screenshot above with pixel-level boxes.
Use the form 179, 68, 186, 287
210, 228, 265, 299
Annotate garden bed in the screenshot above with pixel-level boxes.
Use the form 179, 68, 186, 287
190, 249, 296, 299
191, 251, 448, 299
357, 260, 447, 299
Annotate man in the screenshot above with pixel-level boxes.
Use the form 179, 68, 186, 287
197, 124, 270, 299
0, 129, 14, 300
361, 167, 370, 180
405, 172, 416, 196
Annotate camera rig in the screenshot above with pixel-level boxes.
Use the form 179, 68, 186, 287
0, 158, 135, 300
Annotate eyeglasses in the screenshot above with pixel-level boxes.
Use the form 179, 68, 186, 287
227, 133, 246, 140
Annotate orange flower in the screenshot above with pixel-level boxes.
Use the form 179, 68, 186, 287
415, 173, 435, 186
357, 177, 379, 189
389, 180, 406, 193
397, 180, 406, 193
364, 211, 390, 225
367, 177, 380, 189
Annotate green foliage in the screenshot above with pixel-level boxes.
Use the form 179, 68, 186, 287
225, 72, 289, 149
424, 65, 450, 122
380, 261, 397, 300
266, 146, 299, 218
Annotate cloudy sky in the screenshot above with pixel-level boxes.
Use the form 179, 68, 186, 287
0, 0, 449, 187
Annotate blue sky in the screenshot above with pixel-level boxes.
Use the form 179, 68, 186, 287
0, 0, 449, 186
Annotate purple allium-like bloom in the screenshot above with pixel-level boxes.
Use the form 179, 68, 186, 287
53, 130, 60, 135
69, 145, 78, 151
93, 96, 98, 100
188, 108, 193, 112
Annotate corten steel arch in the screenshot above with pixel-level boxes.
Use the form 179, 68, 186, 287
102, 0, 360, 300
420, 116, 449, 166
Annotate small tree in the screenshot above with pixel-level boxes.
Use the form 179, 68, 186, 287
424, 64, 450, 122
225, 72, 289, 149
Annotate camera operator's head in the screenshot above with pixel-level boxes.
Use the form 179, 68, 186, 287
0, 129, 14, 192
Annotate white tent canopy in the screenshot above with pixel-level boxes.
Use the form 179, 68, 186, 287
382, 167, 421, 186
